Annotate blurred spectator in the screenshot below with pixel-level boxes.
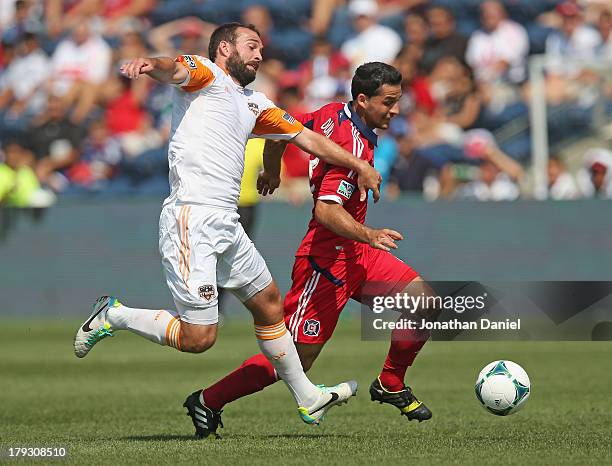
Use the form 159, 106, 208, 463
27, 94, 85, 190
309, 0, 427, 40
49, 18, 112, 122
386, 133, 439, 198
46, 0, 156, 38
277, 86, 309, 182
341, 0, 403, 71
439, 130, 524, 201
595, 8, 611, 59
0, 38, 16, 69
466, 0, 529, 85
548, 155, 580, 200
429, 56, 481, 130
421, 5, 468, 73
65, 117, 123, 189
2, 0, 42, 44
545, 1, 601, 77
403, 13, 428, 63
115, 19, 149, 60
577, 148, 612, 198
0, 138, 55, 206
297, 36, 351, 97
393, 56, 480, 163
102, 72, 147, 136
0, 32, 48, 126
148, 16, 212, 56
241, 4, 285, 62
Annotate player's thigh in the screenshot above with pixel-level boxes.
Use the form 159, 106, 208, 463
284, 256, 354, 344
159, 204, 221, 326
296, 343, 325, 372
218, 221, 278, 323
355, 247, 420, 306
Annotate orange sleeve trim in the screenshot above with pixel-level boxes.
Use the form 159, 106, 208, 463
175, 55, 215, 93
253, 108, 304, 138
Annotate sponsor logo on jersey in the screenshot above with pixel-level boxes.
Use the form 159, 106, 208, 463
321, 118, 334, 138
303, 319, 320, 336
282, 112, 296, 124
198, 284, 216, 301
248, 102, 259, 116
337, 180, 355, 199
183, 55, 197, 69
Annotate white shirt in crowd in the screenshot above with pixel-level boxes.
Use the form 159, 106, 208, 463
50, 34, 112, 95
4, 48, 49, 100
461, 174, 521, 201
549, 173, 580, 200
466, 19, 529, 84
341, 24, 403, 71
545, 25, 602, 76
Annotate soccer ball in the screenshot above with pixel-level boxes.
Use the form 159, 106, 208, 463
475, 360, 531, 416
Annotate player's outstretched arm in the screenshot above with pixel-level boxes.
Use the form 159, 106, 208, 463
292, 128, 382, 202
258, 140, 286, 196
315, 200, 403, 252
120, 57, 188, 85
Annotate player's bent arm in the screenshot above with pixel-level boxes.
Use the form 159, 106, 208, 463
262, 140, 286, 179
120, 56, 188, 84
258, 140, 286, 195
314, 200, 403, 252
292, 128, 381, 201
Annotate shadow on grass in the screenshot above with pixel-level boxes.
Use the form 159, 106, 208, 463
257, 433, 354, 440
122, 433, 354, 442
121, 434, 199, 442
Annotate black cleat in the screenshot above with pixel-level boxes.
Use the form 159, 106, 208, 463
369, 377, 432, 422
183, 390, 224, 439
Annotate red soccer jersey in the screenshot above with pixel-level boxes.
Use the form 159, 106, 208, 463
293, 102, 378, 259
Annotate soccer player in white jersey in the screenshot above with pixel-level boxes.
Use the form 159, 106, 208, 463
73, 22, 382, 438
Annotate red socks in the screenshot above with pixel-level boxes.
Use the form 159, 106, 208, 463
378, 327, 429, 392
202, 353, 278, 411
203, 328, 429, 409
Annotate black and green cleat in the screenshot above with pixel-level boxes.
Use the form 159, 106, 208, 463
369, 377, 432, 422
183, 390, 224, 439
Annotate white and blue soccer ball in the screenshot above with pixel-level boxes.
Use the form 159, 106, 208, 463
475, 360, 531, 416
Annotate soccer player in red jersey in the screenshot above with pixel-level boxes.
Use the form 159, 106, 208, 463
197, 62, 437, 436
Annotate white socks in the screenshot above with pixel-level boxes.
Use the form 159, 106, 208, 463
255, 321, 321, 408
106, 304, 181, 350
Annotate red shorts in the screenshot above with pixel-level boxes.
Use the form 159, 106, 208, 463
284, 247, 419, 344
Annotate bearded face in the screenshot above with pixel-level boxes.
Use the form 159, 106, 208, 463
226, 49, 258, 87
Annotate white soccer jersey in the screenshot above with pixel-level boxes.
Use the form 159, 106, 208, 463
166, 54, 304, 209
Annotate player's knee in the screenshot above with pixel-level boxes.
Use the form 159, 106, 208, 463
179, 326, 217, 353
182, 335, 216, 353
256, 283, 284, 321
404, 278, 441, 322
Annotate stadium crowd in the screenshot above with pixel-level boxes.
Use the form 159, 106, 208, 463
0, 0, 611, 207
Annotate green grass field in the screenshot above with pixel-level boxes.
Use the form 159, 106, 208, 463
1, 319, 611, 465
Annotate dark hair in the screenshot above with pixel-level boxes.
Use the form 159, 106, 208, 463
427, 4, 456, 20
208, 22, 261, 62
351, 62, 402, 100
